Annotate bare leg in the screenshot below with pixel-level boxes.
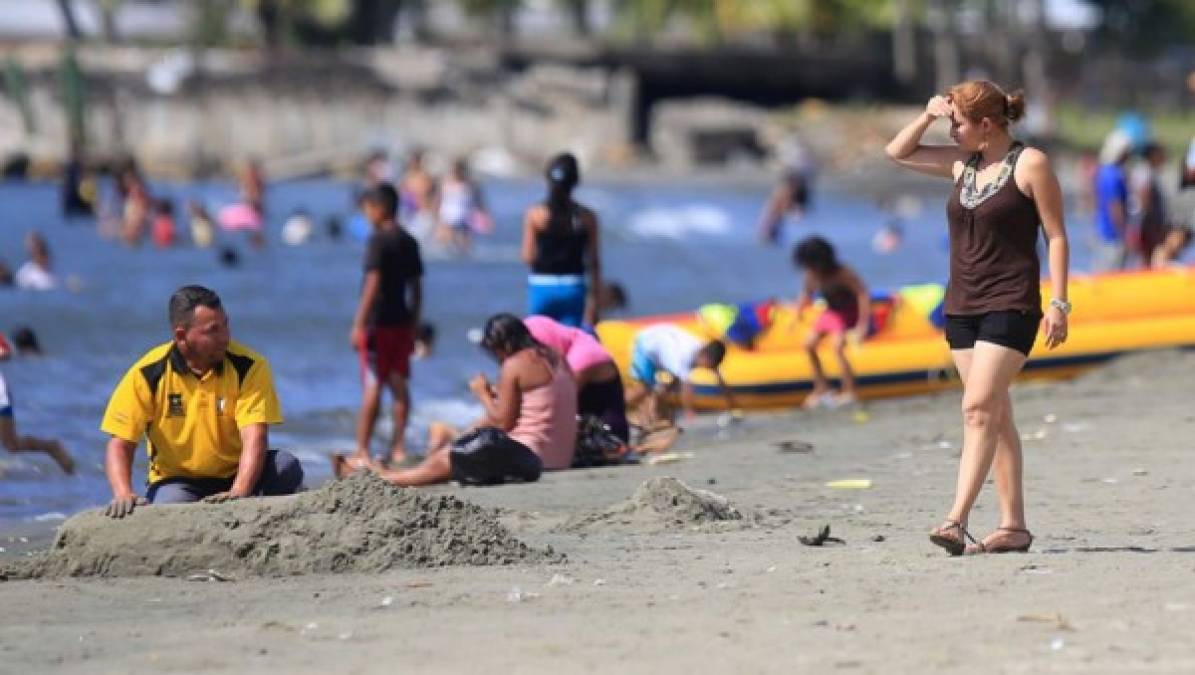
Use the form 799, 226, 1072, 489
758, 183, 794, 243
831, 333, 857, 400
374, 446, 453, 487
942, 351, 1030, 549
425, 421, 459, 454
624, 381, 649, 409
384, 372, 411, 463
0, 418, 74, 474
987, 390, 1028, 543
803, 331, 830, 407
353, 381, 382, 461
946, 342, 1027, 526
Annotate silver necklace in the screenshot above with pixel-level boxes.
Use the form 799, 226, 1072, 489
960, 143, 1023, 209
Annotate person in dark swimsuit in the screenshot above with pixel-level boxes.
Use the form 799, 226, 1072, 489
521, 153, 602, 328
792, 236, 870, 408
1131, 143, 1168, 268
886, 80, 1070, 556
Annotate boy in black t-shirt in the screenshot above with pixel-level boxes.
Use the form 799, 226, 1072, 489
349, 185, 424, 466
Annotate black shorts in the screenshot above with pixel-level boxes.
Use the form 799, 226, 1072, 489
944, 310, 1041, 357
578, 375, 629, 443
449, 427, 542, 486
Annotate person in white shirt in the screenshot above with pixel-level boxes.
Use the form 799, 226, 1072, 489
15, 232, 57, 291
624, 323, 735, 420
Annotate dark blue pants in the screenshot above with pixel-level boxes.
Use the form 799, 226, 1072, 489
147, 449, 304, 504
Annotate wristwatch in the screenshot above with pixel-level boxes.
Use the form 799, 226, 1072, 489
1049, 298, 1072, 315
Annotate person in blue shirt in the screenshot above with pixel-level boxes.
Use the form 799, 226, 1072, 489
1092, 131, 1132, 272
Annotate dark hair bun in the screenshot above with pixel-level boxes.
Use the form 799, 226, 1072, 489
1006, 91, 1026, 123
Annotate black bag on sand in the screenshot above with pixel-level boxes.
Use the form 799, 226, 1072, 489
449, 426, 543, 486
572, 415, 632, 469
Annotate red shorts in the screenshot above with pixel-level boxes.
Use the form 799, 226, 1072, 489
359, 326, 415, 386
813, 307, 859, 335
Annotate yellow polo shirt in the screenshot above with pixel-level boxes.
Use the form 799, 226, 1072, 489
101, 340, 283, 485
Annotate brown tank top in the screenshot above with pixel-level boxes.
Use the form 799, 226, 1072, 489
944, 143, 1042, 315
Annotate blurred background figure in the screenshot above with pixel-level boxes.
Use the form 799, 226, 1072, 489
281, 209, 315, 246
151, 199, 176, 248
596, 281, 628, 317
1128, 143, 1168, 268
436, 157, 492, 252
364, 149, 395, 189
413, 322, 436, 360
15, 232, 56, 291
399, 149, 437, 242
1151, 227, 1193, 269
1183, 136, 1195, 189
187, 200, 215, 248
1092, 130, 1133, 272
758, 131, 815, 244
0, 330, 74, 475
60, 142, 96, 219
116, 163, 151, 247
10, 326, 42, 356
324, 215, 344, 241
240, 159, 267, 217
522, 152, 602, 328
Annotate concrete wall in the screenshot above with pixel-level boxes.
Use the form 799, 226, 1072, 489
0, 47, 638, 178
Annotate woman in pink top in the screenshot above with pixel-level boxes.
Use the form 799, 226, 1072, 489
524, 315, 628, 442
334, 314, 576, 485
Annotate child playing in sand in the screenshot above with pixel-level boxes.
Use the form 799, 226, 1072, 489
624, 323, 735, 423
792, 236, 870, 408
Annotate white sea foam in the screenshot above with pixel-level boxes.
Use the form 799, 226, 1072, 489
628, 204, 732, 239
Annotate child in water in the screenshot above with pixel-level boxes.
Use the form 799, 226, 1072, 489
151, 199, 176, 248
793, 236, 869, 408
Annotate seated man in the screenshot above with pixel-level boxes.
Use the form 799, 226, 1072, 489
624, 323, 735, 422
101, 285, 303, 518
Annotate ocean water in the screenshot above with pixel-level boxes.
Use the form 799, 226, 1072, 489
0, 173, 1095, 524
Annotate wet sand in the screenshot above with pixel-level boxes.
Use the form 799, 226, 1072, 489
3, 350, 1195, 673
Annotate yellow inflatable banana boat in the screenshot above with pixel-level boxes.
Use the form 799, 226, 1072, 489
595, 267, 1195, 410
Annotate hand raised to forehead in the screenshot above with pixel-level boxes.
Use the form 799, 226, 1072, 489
926, 95, 953, 119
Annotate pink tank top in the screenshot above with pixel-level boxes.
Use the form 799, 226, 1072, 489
508, 354, 578, 470
524, 315, 612, 375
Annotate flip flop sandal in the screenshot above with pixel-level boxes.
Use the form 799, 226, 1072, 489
929, 519, 977, 557
966, 527, 1034, 555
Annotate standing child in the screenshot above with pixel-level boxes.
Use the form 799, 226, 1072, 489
793, 236, 870, 408
349, 184, 424, 466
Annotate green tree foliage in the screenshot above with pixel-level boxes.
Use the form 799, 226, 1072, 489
1086, 0, 1195, 55
608, 0, 895, 44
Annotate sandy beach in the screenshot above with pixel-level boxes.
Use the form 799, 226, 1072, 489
3, 349, 1195, 674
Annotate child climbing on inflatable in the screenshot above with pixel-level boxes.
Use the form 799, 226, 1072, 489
792, 236, 870, 408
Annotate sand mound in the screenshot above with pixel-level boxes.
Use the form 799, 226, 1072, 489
560, 477, 744, 533
6, 474, 558, 579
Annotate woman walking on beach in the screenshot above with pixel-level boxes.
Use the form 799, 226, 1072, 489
521, 153, 602, 328
885, 81, 1070, 555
